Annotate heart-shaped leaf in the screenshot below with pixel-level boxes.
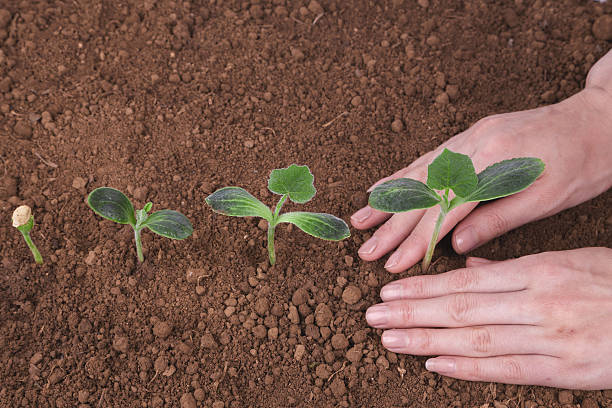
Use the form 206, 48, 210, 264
206, 187, 273, 221
268, 164, 316, 203
277, 212, 350, 241
141, 210, 193, 239
88, 187, 136, 225
368, 178, 441, 213
427, 148, 478, 197
463, 158, 545, 202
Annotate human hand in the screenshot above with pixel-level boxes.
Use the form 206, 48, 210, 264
351, 55, 612, 272
365, 247, 612, 390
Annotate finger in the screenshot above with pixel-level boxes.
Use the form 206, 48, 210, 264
465, 257, 500, 267
452, 186, 552, 254
380, 262, 527, 301
366, 292, 534, 329
350, 206, 392, 230
424, 355, 564, 387
381, 325, 556, 357
383, 202, 478, 273
357, 211, 425, 261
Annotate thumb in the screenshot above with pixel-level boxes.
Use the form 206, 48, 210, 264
452, 191, 548, 254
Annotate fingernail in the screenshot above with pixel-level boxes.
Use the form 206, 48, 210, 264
358, 237, 378, 256
380, 281, 403, 301
425, 358, 456, 374
455, 226, 476, 253
382, 330, 407, 349
351, 207, 372, 224
385, 251, 401, 269
366, 304, 389, 327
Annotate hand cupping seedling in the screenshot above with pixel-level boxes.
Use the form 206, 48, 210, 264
206, 164, 350, 265
368, 149, 545, 271
12, 205, 43, 264
87, 187, 193, 263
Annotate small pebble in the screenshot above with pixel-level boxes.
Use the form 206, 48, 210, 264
435, 92, 449, 105
342, 285, 362, 305
112, 336, 128, 353
153, 321, 172, 339
294, 344, 306, 361
180, 392, 196, 408
391, 119, 404, 133
14, 121, 32, 139
593, 15, 612, 41
72, 177, 87, 189
557, 390, 573, 405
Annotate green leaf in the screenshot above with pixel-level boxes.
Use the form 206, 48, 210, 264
143, 202, 153, 212
427, 148, 478, 197
463, 158, 545, 202
206, 187, 273, 220
141, 210, 193, 240
268, 164, 316, 204
88, 187, 136, 225
277, 212, 350, 241
368, 178, 441, 213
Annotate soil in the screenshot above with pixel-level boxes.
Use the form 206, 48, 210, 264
1, 0, 611, 407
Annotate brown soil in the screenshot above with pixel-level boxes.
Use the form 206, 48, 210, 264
1, 0, 611, 407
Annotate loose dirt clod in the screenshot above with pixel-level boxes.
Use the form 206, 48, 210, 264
342, 285, 362, 305
593, 15, 612, 41
153, 321, 172, 339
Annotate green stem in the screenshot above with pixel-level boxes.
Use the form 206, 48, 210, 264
273, 195, 287, 218
266, 194, 288, 266
422, 207, 446, 272
134, 228, 144, 263
21, 231, 43, 265
267, 223, 276, 265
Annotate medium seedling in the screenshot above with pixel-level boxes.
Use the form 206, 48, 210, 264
12, 205, 43, 264
368, 149, 545, 271
87, 187, 193, 263
206, 164, 350, 265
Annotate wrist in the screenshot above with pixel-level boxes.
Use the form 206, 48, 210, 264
559, 89, 612, 193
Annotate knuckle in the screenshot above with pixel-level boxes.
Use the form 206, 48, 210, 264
448, 268, 478, 292
469, 327, 493, 354
397, 302, 414, 325
481, 211, 509, 238
448, 293, 475, 325
413, 329, 433, 351
501, 358, 523, 381
467, 360, 484, 379
410, 277, 428, 298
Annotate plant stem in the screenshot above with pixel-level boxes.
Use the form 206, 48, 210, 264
134, 228, 144, 263
21, 231, 43, 264
422, 208, 446, 272
273, 194, 287, 218
267, 223, 276, 265
267, 194, 288, 266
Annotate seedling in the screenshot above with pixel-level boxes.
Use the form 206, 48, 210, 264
206, 164, 350, 265
369, 149, 545, 271
87, 187, 193, 263
12, 205, 43, 264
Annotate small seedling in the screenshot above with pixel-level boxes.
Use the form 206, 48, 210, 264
206, 164, 350, 265
12, 205, 43, 264
87, 187, 193, 263
369, 149, 545, 271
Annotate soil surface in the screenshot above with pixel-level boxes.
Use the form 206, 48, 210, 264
1, 0, 612, 407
